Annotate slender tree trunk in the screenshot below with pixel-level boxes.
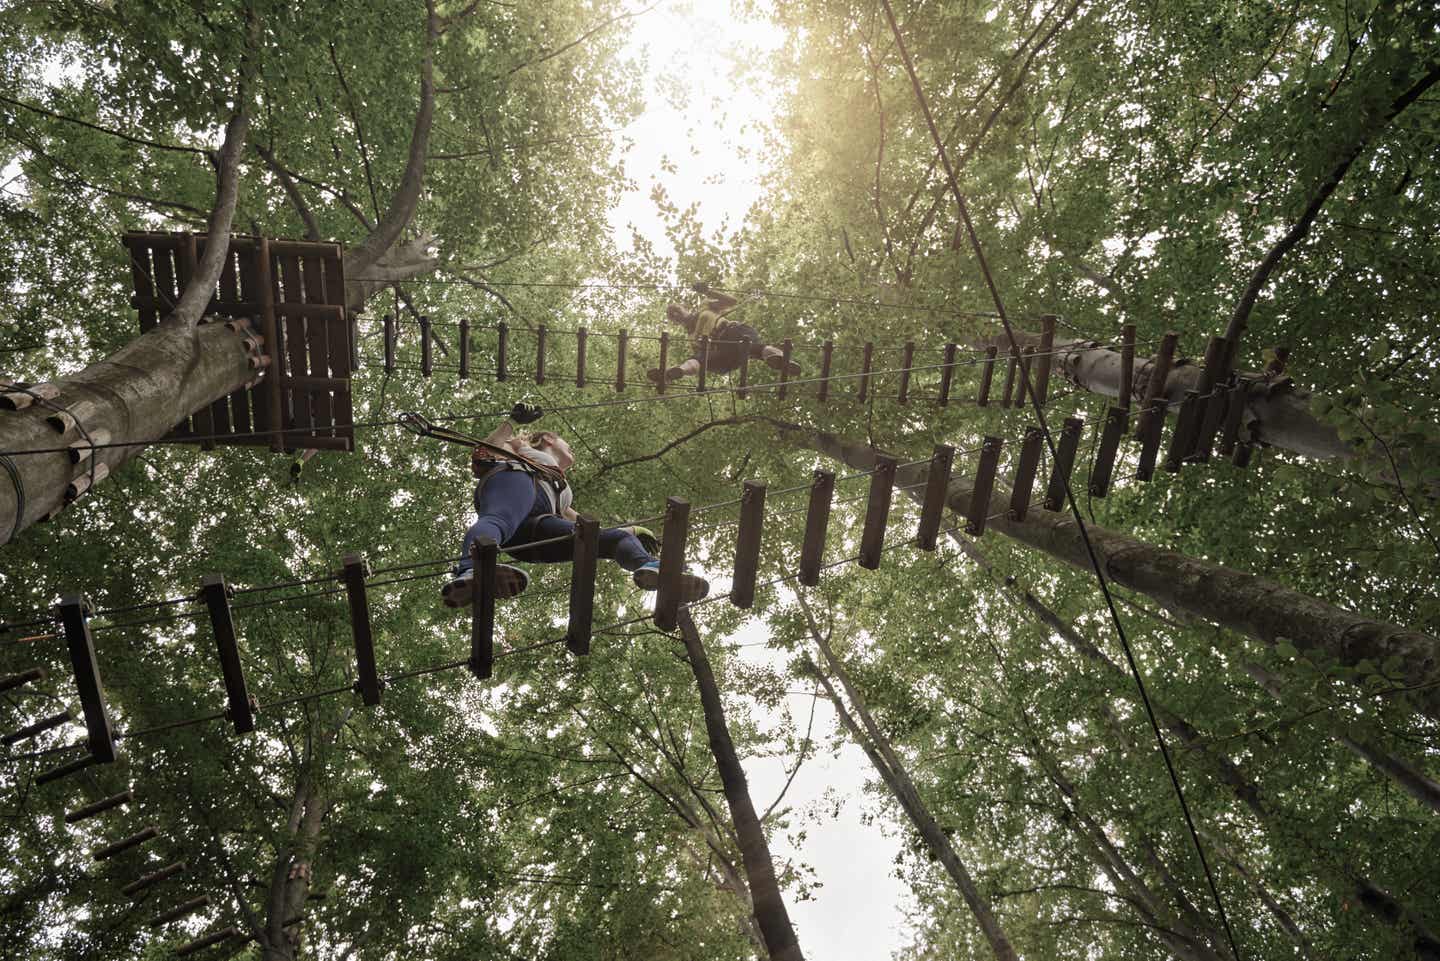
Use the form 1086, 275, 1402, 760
677, 610, 804, 961
259, 774, 327, 961
769, 419, 1440, 723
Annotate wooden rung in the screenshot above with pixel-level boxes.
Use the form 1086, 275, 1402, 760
731, 481, 767, 610
1017, 346, 1036, 408
3, 709, 72, 746
66, 462, 110, 501
616, 330, 629, 391
857, 343, 874, 403
654, 497, 691, 631
496, 322, 509, 381
93, 826, 158, 861
977, 345, 998, 406
36, 753, 98, 786
0, 667, 45, 693
799, 471, 836, 586
916, 445, 955, 551
1009, 427, 1044, 521
1119, 323, 1136, 411
778, 339, 794, 399
1000, 348, 1018, 408
1089, 407, 1128, 497
897, 342, 915, 405
1035, 315, 1057, 405
859, 456, 897, 570
657, 332, 669, 395
58, 594, 116, 763
737, 341, 750, 399
1135, 400, 1166, 482
566, 517, 600, 656
817, 341, 834, 401
1135, 331, 1179, 437
201, 574, 253, 735
121, 861, 186, 897
458, 317, 471, 379
420, 315, 432, 377
1163, 390, 1203, 473
696, 335, 709, 393
966, 437, 1004, 536
342, 555, 382, 706
1195, 338, 1235, 462
576, 327, 588, 388
66, 789, 133, 823
938, 343, 957, 406
149, 895, 210, 928
1218, 381, 1248, 457
177, 927, 239, 957
471, 538, 497, 680
534, 324, 547, 385
68, 429, 112, 464
1043, 417, 1086, 511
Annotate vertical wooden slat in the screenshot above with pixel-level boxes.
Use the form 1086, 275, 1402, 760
696, 335, 709, 392
1163, 390, 1203, 473
966, 437, 1003, 535
301, 255, 335, 437
858, 456, 897, 570
420, 315, 433, 378
857, 342, 874, 403
657, 332, 669, 395
799, 470, 835, 587
731, 481, 767, 610
343, 555, 381, 706
566, 517, 599, 655
576, 327, 588, 389
58, 594, 115, 763
125, 238, 157, 332
817, 340, 834, 401
977, 345, 998, 406
1089, 406, 1127, 497
327, 309, 354, 451
778, 338, 794, 399
616, 330, 629, 391
938, 343, 957, 406
201, 574, 254, 734
1218, 381, 1248, 457
736, 339, 749, 399
459, 316, 470, 379
383, 315, 395, 372
152, 243, 179, 315
1009, 427, 1044, 521
471, 538, 496, 680
1044, 417, 1086, 510
1194, 336, 1233, 463
916, 444, 954, 550
534, 324, 547, 385
1119, 323, 1136, 413
654, 497, 691, 630
1018, 346, 1036, 408
1001, 347, 1019, 408
1035, 314, 1057, 405
496, 322, 509, 381
279, 254, 311, 446
1135, 331, 1179, 438
897, 341, 915, 405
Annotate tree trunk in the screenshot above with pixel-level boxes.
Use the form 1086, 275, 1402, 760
260, 774, 327, 961
770, 420, 1440, 723
677, 610, 805, 961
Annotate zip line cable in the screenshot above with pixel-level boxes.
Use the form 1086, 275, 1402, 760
877, 3, 1244, 957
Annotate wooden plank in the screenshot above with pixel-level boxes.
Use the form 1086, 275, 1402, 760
0, 667, 45, 693
1218, 381, 1247, 457
120, 861, 186, 897
343, 554, 382, 705
897, 341, 915, 405
976, 345, 998, 406
1194, 336, 1233, 462
778, 338, 793, 399
1089, 406, 1127, 497
737, 339, 749, 399
93, 826, 158, 861
1163, 390, 1203, 473
731, 480, 767, 609
916, 444, 954, 550
126, 239, 158, 332
1119, 323, 1136, 411
302, 256, 334, 439
382, 313, 395, 371
575, 327, 588, 389
1136, 411, 1165, 482
149, 895, 210, 928
857, 342, 874, 403
938, 343, 957, 406
420, 315, 433, 378
496, 322, 509, 381
656, 332, 668, 395
177, 928, 239, 957
535, 323, 547, 385
654, 497, 691, 631
799, 470, 835, 587
1135, 331, 1179, 438
616, 330, 629, 391
3, 710, 71, 746
1035, 315, 1057, 404
248, 240, 280, 453
566, 517, 600, 656
1009, 427, 1044, 521
65, 789, 133, 824
326, 305, 354, 451
966, 436, 1003, 535
817, 341, 834, 401
858, 455, 897, 570
35, 754, 98, 787
459, 316, 471, 379
58, 595, 116, 763
1044, 417, 1085, 511
1001, 347, 1018, 408
696, 335, 709, 392
201, 574, 254, 734
471, 538, 496, 680
152, 243, 179, 316
1018, 346, 1036, 408
279, 254, 314, 442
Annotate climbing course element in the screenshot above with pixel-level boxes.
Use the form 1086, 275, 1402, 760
59, 594, 116, 763
343, 555, 382, 706
732, 481, 767, 609
654, 497, 692, 630
566, 517, 600, 656
1043, 417, 1085, 511
471, 539, 497, 680
966, 437, 1003, 536
201, 574, 254, 735
859, 456, 898, 570
799, 471, 836, 587
916, 445, 955, 551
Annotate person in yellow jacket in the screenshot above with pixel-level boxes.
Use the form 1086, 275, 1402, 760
647, 282, 800, 386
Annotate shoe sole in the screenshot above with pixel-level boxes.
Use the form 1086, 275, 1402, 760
633, 567, 710, 603
764, 355, 802, 377
442, 564, 529, 608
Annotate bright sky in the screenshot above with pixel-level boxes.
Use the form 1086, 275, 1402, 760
610, 4, 915, 958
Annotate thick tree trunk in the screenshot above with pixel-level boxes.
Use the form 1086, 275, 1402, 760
771, 420, 1440, 723
677, 610, 804, 961
259, 774, 327, 961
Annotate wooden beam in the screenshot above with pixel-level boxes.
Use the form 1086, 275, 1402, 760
36, 753, 98, 786
576, 327, 588, 389
696, 335, 709, 393
817, 341, 834, 401
66, 789, 133, 823
1163, 390, 1203, 473
731, 481, 767, 610
778, 338, 794, 399
3, 709, 71, 746
1035, 315, 1057, 404
897, 341, 915, 405
566, 517, 599, 656
342, 555, 381, 706
58, 594, 115, 763
470, 538, 496, 680
916, 445, 954, 551
857, 342, 874, 403
1009, 427, 1044, 521
120, 861, 185, 897
177, 928, 239, 957
938, 343, 957, 406
976, 345, 998, 406
0, 667, 44, 693
1044, 417, 1086, 511
201, 574, 254, 735
616, 330, 629, 392
657, 332, 669, 395
458, 316, 470, 379
859, 456, 897, 570
496, 322, 509, 381
420, 315, 432, 377
799, 471, 835, 587
966, 437, 1003, 536
1089, 406, 1127, 497
534, 324, 547, 385
654, 497, 691, 631
149, 895, 209, 928
93, 826, 158, 861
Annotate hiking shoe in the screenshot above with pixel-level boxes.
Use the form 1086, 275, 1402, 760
633, 561, 710, 602
441, 563, 529, 608
764, 353, 802, 377
646, 366, 687, 385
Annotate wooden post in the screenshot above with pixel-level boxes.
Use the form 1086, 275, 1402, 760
120, 861, 186, 897
534, 324, 547, 385
859, 456, 897, 570
1163, 390, 1203, 473
458, 316, 470, 379
857, 342, 874, 402
1135, 330, 1180, 439
1194, 336, 1233, 462
654, 497, 691, 631
36, 754, 99, 786
3, 710, 71, 746
1119, 323, 1136, 414
576, 327, 588, 388
496, 322, 509, 381
1001, 347, 1019, 408
255, 237, 285, 453
149, 895, 210, 928
615, 330, 629, 391
657, 332, 669, 395
1044, 417, 1086, 511
897, 341, 916, 405
93, 826, 158, 861
778, 338, 794, 399
342, 555, 382, 706
696, 335, 709, 393
420, 315, 432, 377
66, 790, 133, 823
799, 470, 836, 586
58, 594, 115, 763
1089, 407, 1128, 497
731, 481, 767, 610
1035, 315, 1057, 405
966, 437, 1003, 535
938, 343, 957, 406
566, 517, 599, 656
1018, 346, 1036, 408
817, 341, 834, 401
1009, 427, 1044, 521
1218, 381, 1248, 457
0, 668, 45, 694
382, 315, 395, 372
471, 538, 496, 680
201, 574, 254, 734
977, 345, 998, 406
916, 444, 954, 550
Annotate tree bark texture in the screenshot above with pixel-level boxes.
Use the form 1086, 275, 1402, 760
677, 610, 805, 961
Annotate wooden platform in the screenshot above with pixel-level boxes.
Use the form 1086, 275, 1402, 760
122, 232, 355, 453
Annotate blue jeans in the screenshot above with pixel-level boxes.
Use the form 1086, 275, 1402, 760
458, 468, 655, 573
